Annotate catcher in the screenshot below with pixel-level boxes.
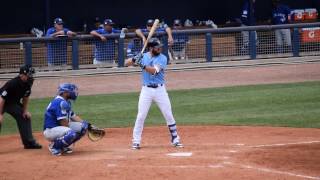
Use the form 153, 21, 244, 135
43, 83, 105, 156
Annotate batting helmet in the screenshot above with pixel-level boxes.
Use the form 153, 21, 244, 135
147, 38, 163, 48
58, 83, 79, 100
19, 64, 35, 77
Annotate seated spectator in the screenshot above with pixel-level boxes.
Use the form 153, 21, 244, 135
126, 38, 143, 58
135, 19, 174, 45
46, 18, 76, 67
272, 0, 292, 53
90, 19, 121, 65
170, 19, 189, 60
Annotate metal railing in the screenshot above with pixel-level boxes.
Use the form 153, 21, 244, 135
0, 22, 319, 72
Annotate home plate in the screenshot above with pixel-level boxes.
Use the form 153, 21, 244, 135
167, 152, 193, 157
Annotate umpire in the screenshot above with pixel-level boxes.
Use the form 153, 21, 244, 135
0, 65, 42, 149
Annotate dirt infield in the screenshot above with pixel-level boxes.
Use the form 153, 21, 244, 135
0, 126, 319, 180
0, 62, 320, 179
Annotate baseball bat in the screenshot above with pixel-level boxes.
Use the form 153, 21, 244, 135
140, 19, 160, 54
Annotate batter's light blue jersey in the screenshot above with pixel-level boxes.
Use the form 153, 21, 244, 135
141, 52, 167, 85
43, 96, 75, 129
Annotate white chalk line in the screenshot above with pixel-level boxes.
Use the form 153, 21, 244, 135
106, 164, 225, 169
249, 141, 320, 148
226, 162, 320, 180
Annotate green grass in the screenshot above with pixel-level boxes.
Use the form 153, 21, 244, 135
1, 81, 320, 135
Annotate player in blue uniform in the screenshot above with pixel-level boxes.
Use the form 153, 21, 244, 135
46, 18, 76, 66
272, 0, 292, 52
240, 0, 258, 53
125, 38, 183, 150
90, 19, 121, 65
43, 83, 89, 156
126, 38, 143, 58
135, 19, 174, 46
171, 19, 189, 60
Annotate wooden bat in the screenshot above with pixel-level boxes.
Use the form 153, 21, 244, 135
140, 19, 160, 53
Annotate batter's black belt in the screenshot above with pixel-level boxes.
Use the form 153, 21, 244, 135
145, 84, 163, 88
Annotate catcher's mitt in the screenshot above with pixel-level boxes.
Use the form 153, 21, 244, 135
88, 124, 105, 142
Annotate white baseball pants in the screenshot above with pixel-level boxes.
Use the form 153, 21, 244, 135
132, 85, 180, 144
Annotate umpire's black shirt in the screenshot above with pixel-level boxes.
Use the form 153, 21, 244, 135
0, 76, 33, 105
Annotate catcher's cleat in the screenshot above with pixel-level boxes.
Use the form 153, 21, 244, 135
172, 142, 184, 148
131, 143, 140, 150
48, 144, 62, 156
63, 147, 73, 154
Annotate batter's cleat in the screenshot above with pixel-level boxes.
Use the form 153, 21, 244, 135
172, 142, 184, 148
131, 143, 140, 150
63, 147, 73, 154
48, 144, 62, 156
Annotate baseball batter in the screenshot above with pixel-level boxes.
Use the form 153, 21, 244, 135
125, 38, 183, 150
43, 83, 89, 156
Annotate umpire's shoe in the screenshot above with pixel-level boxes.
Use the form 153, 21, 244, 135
24, 142, 42, 149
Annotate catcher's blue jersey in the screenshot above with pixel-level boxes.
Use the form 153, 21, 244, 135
141, 52, 167, 85
43, 96, 75, 130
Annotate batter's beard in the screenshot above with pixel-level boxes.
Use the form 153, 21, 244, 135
152, 49, 160, 56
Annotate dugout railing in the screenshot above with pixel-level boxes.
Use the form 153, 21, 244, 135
0, 22, 319, 72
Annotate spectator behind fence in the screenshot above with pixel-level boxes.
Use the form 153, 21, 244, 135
94, 17, 103, 30
46, 18, 77, 67
135, 19, 174, 46
126, 38, 143, 58
272, 0, 292, 53
170, 19, 189, 60
240, 0, 258, 53
90, 19, 121, 65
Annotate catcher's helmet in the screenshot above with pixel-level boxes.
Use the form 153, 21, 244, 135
147, 38, 163, 48
19, 64, 35, 77
58, 83, 79, 100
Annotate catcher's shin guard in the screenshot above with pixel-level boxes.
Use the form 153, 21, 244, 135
52, 130, 77, 149
72, 120, 89, 143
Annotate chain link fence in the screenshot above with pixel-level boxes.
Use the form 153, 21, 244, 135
0, 22, 319, 73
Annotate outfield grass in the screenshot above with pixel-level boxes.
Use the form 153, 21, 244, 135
1, 81, 320, 135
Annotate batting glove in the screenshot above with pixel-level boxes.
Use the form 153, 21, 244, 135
132, 53, 143, 63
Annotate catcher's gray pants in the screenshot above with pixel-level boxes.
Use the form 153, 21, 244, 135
43, 121, 82, 141
275, 29, 292, 47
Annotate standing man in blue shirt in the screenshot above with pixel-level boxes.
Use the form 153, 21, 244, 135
90, 19, 121, 65
125, 38, 183, 150
46, 18, 77, 67
171, 19, 189, 60
240, 0, 258, 53
135, 19, 174, 46
126, 38, 143, 58
272, 0, 292, 53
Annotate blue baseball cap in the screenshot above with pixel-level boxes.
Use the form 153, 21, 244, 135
104, 19, 114, 25
54, 18, 64, 25
147, 19, 154, 26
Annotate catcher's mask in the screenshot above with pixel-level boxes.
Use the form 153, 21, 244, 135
58, 83, 79, 100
